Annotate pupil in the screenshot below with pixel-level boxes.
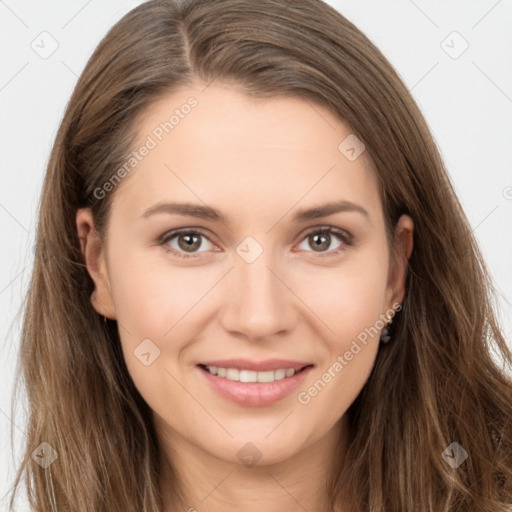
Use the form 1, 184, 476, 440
179, 234, 201, 252
311, 233, 329, 251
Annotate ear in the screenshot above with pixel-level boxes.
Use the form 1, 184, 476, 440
385, 213, 414, 309
76, 208, 116, 319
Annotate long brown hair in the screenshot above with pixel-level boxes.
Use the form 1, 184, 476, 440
8, 0, 512, 510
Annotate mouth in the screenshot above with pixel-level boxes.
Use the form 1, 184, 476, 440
196, 361, 315, 407
197, 363, 313, 383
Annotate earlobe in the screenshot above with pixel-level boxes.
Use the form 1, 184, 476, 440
76, 208, 116, 319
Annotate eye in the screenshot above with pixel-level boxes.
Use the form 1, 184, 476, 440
160, 228, 217, 259
158, 225, 353, 259
296, 226, 353, 256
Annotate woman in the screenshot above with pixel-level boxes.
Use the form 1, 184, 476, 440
8, 0, 512, 510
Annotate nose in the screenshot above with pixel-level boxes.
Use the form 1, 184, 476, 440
219, 247, 296, 341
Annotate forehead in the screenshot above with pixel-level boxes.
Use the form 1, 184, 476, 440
109, 83, 382, 226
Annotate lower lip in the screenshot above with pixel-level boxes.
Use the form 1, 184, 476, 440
197, 365, 314, 407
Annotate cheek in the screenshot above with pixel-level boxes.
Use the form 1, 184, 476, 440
299, 344, 379, 429
107, 250, 217, 397
294, 254, 387, 413
296, 270, 385, 422
108, 256, 188, 404
108, 249, 208, 335
297, 251, 389, 340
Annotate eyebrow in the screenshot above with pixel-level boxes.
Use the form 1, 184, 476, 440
141, 200, 370, 224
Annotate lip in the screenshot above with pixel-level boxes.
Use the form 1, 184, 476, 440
197, 363, 314, 407
197, 358, 312, 372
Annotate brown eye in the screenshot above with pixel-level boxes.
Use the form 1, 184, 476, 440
161, 229, 215, 258
297, 227, 352, 255
177, 233, 203, 252
308, 232, 332, 252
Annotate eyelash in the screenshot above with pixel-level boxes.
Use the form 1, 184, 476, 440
158, 226, 354, 260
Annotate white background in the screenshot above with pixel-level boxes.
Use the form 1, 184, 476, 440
1, 1, 511, 510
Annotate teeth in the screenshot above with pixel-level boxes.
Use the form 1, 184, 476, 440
274, 369, 286, 380
204, 365, 300, 382
241, 370, 258, 382
254, 370, 273, 383
226, 368, 239, 380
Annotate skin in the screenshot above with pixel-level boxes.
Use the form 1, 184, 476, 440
77, 81, 414, 512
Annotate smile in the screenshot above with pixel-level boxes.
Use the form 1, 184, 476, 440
197, 363, 314, 407
201, 365, 301, 383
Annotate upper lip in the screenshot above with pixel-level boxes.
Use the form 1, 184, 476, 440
197, 358, 314, 372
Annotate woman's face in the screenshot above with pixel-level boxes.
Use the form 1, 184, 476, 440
77, 81, 413, 467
